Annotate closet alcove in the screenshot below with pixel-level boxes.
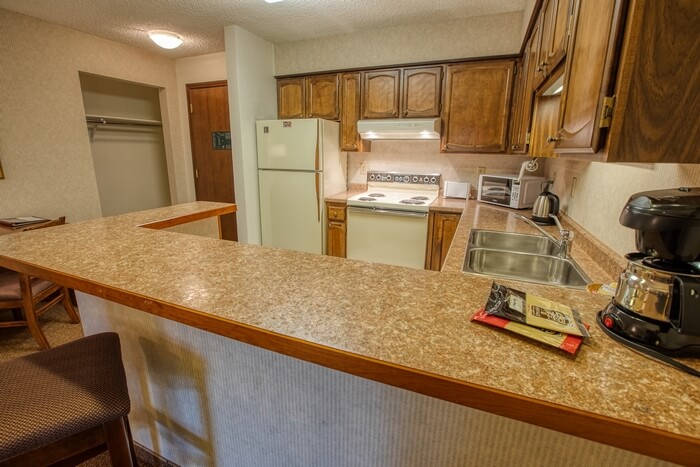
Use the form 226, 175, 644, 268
79, 73, 172, 217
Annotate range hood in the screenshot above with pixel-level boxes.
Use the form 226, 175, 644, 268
357, 118, 440, 140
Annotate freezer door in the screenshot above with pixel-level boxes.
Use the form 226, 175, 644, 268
256, 119, 321, 171
259, 169, 323, 254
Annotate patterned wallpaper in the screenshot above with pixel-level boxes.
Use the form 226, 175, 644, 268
545, 159, 700, 256
274, 12, 524, 75
0, 9, 188, 222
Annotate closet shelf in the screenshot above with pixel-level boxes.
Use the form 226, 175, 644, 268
86, 114, 162, 139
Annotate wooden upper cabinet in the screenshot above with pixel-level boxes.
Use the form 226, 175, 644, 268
306, 74, 340, 120
277, 74, 340, 120
361, 69, 401, 118
441, 60, 515, 153
509, 29, 539, 154
554, 0, 625, 154
340, 73, 369, 152
532, 0, 571, 90
401, 66, 443, 118
606, 0, 699, 163
277, 77, 305, 119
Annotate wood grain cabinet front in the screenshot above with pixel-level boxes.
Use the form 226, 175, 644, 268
277, 74, 340, 121
340, 73, 370, 152
326, 203, 346, 258
441, 60, 515, 153
425, 210, 461, 271
533, 0, 573, 90
361, 69, 401, 118
401, 66, 444, 118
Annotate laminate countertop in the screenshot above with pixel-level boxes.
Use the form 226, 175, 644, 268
0, 201, 697, 464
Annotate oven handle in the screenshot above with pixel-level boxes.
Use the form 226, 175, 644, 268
347, 207, 428, 218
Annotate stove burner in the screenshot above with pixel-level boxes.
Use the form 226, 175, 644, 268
641, 258, 700, 275
368, 193, 386, 197
400, 199, 425, 205
411, 196, 429, 201
358, 197, 377, 201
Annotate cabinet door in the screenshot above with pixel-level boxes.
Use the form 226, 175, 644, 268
441, 61, 515, 153
306, 74, 340, 120
539, 0, 572, 78
361, 69, 401, 118
426, 211, 460, 271
530, 10, 547, 90
554, 0, 625, 153
277, 77, 305, 119
401, 66, 443, 118
530, 94, 561, 158
607, 0, 700, 163
326, 203, 346, 257
340, 73, 365, 151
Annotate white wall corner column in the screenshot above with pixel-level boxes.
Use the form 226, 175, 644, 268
224, 25, 277, 245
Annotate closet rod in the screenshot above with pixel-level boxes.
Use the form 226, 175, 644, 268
85, 114, 162, 127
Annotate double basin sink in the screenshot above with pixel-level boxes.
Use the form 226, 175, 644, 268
462, 230, 590, 289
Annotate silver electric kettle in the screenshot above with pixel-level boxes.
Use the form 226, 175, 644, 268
531, 180, 559, 225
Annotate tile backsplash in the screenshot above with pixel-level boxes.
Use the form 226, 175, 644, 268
347, 141, 537, 193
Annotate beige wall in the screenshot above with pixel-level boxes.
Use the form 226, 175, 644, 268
274, 12, 524, 75
545, 159, 700, 256
0, 9, 188, 222
174, 52, 228, 203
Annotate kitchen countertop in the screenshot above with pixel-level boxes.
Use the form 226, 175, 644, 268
0, 201, 697, 464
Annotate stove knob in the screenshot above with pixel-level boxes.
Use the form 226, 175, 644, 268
422, 176, 429, 183
412, 176, 418, 183
403, 176, 409, 182
369, 174, 375, 181
430, 177, 437, 183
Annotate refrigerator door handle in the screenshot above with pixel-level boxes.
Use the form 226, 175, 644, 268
315, 121, 320, 172
315, 172, 321, 222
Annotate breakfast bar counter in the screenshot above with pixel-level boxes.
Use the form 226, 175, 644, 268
0, 202, 697, 465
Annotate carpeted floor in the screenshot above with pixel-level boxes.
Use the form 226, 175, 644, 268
0, 304, 177, 466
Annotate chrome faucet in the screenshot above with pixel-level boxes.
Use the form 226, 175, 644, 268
514, 213, 574, 258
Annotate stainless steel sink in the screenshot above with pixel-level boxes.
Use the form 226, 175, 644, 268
463, 230, 590, 289
469, 230, 559, 255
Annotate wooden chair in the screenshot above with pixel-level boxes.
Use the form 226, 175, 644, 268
0, 216, 80, 349
0, 332, 137, 466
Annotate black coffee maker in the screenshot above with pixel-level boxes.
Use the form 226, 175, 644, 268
598, 187, 700, 370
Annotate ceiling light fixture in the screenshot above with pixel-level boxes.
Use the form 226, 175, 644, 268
148, 30, 183, 49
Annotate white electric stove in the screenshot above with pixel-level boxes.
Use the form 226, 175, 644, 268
346, 172, 441, 269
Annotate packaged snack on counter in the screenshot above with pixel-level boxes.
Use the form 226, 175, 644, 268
483, 282, 590, 338
471, 308, 585, 354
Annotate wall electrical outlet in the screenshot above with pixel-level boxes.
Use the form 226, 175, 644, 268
359, 162, 367, 174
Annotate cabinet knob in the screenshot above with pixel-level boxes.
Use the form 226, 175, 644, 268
546, 135, 561, 144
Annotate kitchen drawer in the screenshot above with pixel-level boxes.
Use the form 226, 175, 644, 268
328, 205, 346, 221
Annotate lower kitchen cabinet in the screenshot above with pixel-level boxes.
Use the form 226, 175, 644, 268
426, 210, 461, 271
326, 202, 346, 258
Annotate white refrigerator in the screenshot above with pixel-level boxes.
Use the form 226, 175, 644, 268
257, 119, 347, 254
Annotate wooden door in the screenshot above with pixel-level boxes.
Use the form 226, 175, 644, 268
187, 81, 237, 241
402, 66, 443, 117
361, 69, 401, 118
554, 0, 625, 153
277, 77, 305, 119
539, 0, 572, 77
530, 94, 561, 158
441, 61, 515, 153
425, 210, 460, 271
340, 73, 367, 152
306, 74, 340, 120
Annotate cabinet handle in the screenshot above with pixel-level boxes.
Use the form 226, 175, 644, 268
546, 135, 560, 143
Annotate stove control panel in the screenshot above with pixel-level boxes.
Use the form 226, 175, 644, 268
367, 171, 441, 186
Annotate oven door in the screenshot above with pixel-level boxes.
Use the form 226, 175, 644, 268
346, 207, 428, 269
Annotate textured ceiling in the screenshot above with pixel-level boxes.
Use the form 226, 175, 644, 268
0, 0, 527, 58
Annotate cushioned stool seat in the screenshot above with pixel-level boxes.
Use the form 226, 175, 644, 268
0, 332, 137, 466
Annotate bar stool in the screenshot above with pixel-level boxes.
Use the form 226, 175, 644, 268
0, 332, 137, 466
